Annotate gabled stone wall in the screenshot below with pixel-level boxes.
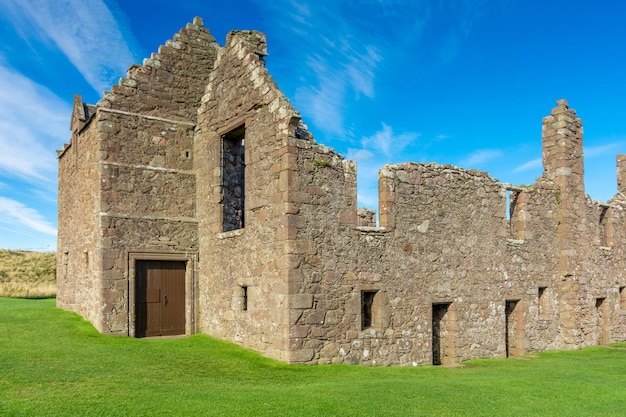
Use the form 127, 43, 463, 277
194, 30, 304, 361
58, 18, 217, 334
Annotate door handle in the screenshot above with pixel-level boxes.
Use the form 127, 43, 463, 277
164, 295, 168, 306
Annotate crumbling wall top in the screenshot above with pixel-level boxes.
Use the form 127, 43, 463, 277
378, 162, 501, 229
541, 99, 584, 187
227, 30, 268, 58
380, 162, 497, 182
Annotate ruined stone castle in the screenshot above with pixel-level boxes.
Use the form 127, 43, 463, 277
57, 18, 626, 365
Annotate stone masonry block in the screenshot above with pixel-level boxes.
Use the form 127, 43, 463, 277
291, 293, 313, 309
285, 240, 317, 255
289, 349, 315, 363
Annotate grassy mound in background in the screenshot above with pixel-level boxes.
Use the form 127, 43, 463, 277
0, 250, 56, 298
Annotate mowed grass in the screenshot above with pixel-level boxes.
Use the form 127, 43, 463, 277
0, 250, 56, 298
1, 298, 626, 417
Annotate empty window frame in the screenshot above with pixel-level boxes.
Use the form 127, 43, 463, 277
599, 205, 611, 247
222, 125, 245, 232
505, 189, 514, 221
361, 290, 379, 330
241, 285, 248, 311
537, 286, 550, 319
505, 186, 524, 239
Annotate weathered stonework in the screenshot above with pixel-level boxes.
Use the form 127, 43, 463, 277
58, 18, 626, 365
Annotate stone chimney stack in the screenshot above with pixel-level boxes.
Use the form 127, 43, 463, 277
541, 100, 586, 278
617, 154, 626, 195
541, 100, 587, 346
541, 99, 585, 198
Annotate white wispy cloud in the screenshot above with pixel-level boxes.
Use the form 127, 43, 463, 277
429, 0, 501, 64
361, 123, 419, 158
2, 0, 137, 94
293, 35, 382, 137
513, 157, 542, 173
460, 149, 503, 167
294, 55, 350, 135
255, 0, 383, 138
254, 0, 496, 141
584, 142, 624, 158
0, 196, 57, 236
342, 43, 381, 99
0, 64, 70, 183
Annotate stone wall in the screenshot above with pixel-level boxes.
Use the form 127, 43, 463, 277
58, 19, 626, 365
94, 18, 217, 334
56, 97, 102, 329
283, 139, 358, 363
194, 30, 303, 361
279, 100, 626, 365
58, 18, 217, 334
288, 156, 520, 365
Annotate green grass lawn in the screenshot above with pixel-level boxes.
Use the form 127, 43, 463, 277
1, 297, 625, 416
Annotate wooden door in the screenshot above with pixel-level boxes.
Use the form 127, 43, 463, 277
135, 260, 186, 337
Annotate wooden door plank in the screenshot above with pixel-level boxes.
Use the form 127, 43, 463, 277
145, 262, 161, 336
135, 261, 148, 337
160, 261, 186, 335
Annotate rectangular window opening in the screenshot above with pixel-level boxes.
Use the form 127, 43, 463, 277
361, 290, 378, 330
538, 286, 549, 319
222, 125, 245, 232
505, 189, 512, 221
506, 188, 523, 239
241, 285, 248, 311
599, 206, 610, 247
620, 286, 626, 311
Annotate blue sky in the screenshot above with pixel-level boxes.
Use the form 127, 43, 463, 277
1, 0, 625, 250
